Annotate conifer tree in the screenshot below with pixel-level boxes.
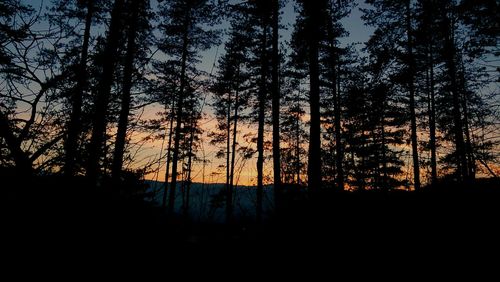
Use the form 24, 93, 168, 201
157, 0, 221, 214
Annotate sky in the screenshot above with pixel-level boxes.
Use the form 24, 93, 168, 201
143, 0, 376, 186
22, 0, 377, 186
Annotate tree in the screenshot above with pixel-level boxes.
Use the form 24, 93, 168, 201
86, 0, 125, 183
211, 18, 251, 221
111, 0, 152, 182
415, 0, 439, 184
342, 60, 407, 191
0, 0, 33, 175
52, 0, 97, 176
363, 0, 421, 190
321, 0, 353, 190
295, 0, 329, 192
281, 63, 307, 185
271, 0, 282, 209
1, 1, 68, 176
157, 0, 221, 215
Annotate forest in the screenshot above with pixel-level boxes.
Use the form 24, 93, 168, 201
1, 0, 499, 252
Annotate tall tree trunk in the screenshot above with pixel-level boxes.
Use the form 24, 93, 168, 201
326, 10, 344, 191
256, 25, 267, 223
295, 101, 301, 185
458, 62, 476, 180
86, 0, 125, 183
112, 0, 141, 182
334, 66, 344, 190
226, 84, 232, 221
65, 0, 93, 176
271, 0, 282, 211
183, 117, 196, 218
406, 0, 420, 190
162, 99, 175, 209
229, 87, 239, 200
381, 122, 388, 192
424, 0, 438, 185
427, 45, 438, 185
168, 9, 191, 215
227, 69, 240, 223
306, 3, 322, 192
443, 11, 468, 181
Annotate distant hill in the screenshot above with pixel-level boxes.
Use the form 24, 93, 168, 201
144, 181, 274, 222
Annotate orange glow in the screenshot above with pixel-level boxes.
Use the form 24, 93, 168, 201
138, 103, 274, 186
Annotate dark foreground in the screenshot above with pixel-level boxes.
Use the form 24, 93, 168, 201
2, 173, 500, 269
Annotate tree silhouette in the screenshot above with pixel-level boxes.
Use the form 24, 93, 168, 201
86, 0, 125, 184
157, 0, 221, 215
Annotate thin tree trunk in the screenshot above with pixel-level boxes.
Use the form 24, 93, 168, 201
168, 9, 191, 215
307, 3, 322, 192
86, 0, 125, 183
162, 99, 175, 209
227, 69, 240, 222
459, 62, 476, 180
271, 0, 281, 212
326, 1, 344, 191
443, 12, 468, 181
335, 66, 344, 190
295, 101, 301, 185
112, 0, 141, 182
427, 43, 438, 185
478, 159, 498, 179
463, 99, 475, 180
226, 83, 232, 221
256, 25, 267, 223
425, 0, 438, 185
183, 117, 196, 218
65, 0, 93, 176
406, 0, 420, 190
381, 122, 388, 192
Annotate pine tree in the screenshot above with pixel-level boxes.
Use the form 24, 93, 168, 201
281, 63, 307, 185
320, 0, 353, 190
211, 18, 251, 221
86, 0, 125, 183
363, 0, 421, 190
49, 0, 105, 176
271, 0, 282, 209
157, 0, 221, 215
295, 0, 329, 192
111, 0, 152, 182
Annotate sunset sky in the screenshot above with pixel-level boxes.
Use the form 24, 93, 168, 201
23, 0, 497, 186
136, 1, 376, 186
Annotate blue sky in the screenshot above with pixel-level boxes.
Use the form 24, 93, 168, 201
198, 0, 374, 72
25, 0, 374, 72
